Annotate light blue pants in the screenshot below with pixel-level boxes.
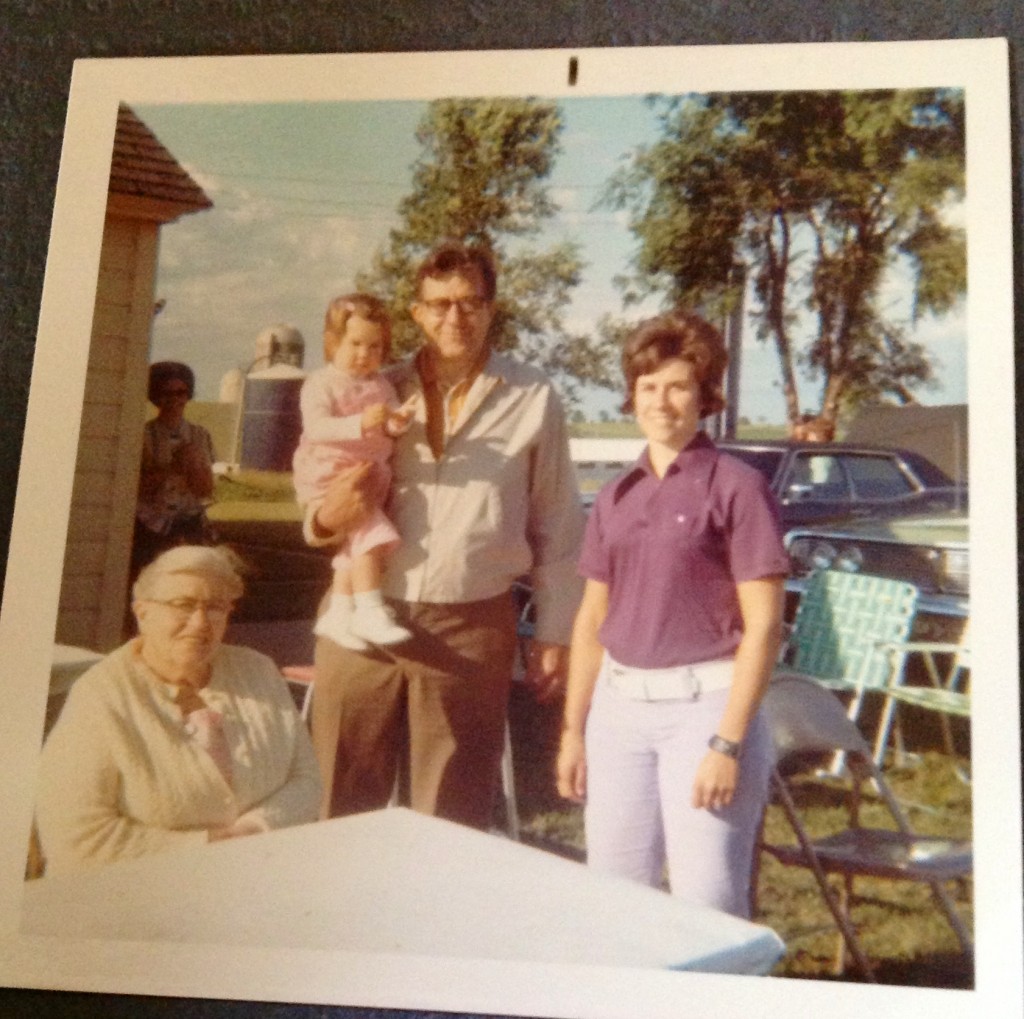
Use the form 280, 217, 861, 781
584, 661, 773, 917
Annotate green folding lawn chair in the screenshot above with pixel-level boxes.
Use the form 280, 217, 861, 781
776, 569, 920, 768
873, 627, 971, 778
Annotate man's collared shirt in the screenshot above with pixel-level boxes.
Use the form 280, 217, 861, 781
416, 346, 488, 459
579, 431, 789, 669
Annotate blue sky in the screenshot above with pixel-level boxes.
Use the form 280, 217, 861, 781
136, 96, 966, 424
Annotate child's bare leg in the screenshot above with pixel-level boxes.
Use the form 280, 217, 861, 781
313, 563, 368, 650
333, 568, 354, 597
350, 547, 383, 593
348, 546, 410, 646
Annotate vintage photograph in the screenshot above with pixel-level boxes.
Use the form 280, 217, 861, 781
0, 42, 1016, 1019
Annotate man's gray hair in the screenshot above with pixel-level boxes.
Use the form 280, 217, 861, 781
133, 545, 246, 603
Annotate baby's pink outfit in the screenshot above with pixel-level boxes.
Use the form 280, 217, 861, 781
292, 364, 401, 569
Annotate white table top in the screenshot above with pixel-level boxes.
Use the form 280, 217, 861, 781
21, 808, 783, 976
50, 644, 103, 696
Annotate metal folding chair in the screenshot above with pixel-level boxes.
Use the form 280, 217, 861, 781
872, 628, 970, 776
757, 674, 973, 981
777, 569, 919, 767
281, 664, 315, 722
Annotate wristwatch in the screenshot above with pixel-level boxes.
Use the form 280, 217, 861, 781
707, 734, 741, 759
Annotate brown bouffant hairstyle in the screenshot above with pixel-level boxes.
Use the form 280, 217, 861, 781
620, 310, 728, 418
322, 293, 392, 362
414, 240, 498, 302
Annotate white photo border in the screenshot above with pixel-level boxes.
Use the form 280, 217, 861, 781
0, 40, 1017, 1019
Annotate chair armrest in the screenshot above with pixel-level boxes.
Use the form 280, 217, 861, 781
876, 640, 969, 656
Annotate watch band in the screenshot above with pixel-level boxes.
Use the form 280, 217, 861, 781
708, 734, 741, 759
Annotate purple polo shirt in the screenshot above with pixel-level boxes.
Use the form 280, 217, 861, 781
578, 431, 790, 669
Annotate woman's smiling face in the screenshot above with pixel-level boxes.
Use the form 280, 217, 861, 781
633, 357, 703, 453
133, 571, 233, 685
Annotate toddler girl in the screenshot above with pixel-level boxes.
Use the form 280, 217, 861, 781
293, 293, 415, 649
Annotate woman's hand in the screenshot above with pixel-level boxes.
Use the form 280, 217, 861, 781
691, 749, 740, 811
556, 729, 587, 803
174, 440, 214, 498
208, 816, 266, 842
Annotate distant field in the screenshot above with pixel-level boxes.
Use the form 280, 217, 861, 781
212, 423, 795, 511
571, 420, 792, 441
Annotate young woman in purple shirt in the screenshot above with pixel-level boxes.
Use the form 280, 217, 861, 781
556, 310, 790, 917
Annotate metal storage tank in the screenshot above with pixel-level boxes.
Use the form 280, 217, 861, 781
238, 363, 306, 471
254, 323, 305, 370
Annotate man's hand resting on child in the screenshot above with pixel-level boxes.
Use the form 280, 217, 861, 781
312, 462, 378, 538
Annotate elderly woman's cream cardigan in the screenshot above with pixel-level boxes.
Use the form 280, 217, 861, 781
35, 640, 321, 874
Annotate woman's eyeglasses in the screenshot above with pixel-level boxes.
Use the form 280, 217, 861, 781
145, 597, 234, 621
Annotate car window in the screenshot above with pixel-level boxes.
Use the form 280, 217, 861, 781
782, 454, 850, 502
722, 448, 785, 486
841, 455, 915, 499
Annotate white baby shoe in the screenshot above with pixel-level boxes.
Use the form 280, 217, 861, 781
348, 599, 411, 646
313, 596, 369, 651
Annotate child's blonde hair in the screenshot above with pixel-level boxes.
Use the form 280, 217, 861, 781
323, 293, 392, 362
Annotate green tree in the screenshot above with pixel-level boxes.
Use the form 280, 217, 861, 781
359, 98, 616, 405
605, 89, 965, 430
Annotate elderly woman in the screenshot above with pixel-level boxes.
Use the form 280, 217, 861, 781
35, 545, 320, 874
556, 311, 790, 917
132, 361, 216, 576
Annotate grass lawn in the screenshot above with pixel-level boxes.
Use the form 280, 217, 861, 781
507, 682, 973, 987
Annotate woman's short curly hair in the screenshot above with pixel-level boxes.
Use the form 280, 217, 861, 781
147, 361, 195, 405
620, 310, 728, 418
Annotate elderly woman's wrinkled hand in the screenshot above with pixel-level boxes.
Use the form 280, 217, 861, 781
209, 815, 268, 842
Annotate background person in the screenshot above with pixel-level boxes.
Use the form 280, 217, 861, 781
35, 545, 320, 874
292, 292, 416, 652
556, 310, 789, 917
306, 240, 585, 829
131, 361, 216, 577
789, 412, 835, 443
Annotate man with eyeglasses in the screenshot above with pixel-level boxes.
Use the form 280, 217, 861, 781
306, 239, 585, 829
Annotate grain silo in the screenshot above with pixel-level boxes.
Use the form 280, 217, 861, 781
235, 324, 307, 471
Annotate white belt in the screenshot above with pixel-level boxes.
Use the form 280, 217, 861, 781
603, 655, 735, 702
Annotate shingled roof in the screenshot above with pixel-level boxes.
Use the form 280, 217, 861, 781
108, 103, 212, 215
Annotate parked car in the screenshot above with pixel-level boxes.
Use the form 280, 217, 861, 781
572, 437, 958, 529
717, 439, 957, 528
784, 506, 969, 641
